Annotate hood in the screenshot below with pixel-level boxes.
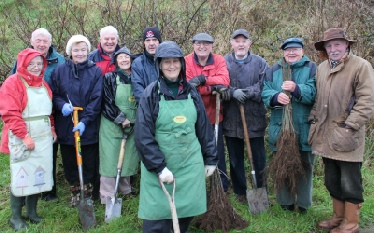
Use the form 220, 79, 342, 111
16, 48, 47, 85
154, 41, 186, 80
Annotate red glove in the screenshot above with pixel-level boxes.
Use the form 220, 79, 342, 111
22, 134, 35, 150
51, 127, 57, 143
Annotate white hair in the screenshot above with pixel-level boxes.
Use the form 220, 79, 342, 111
100, 26, 119, 38
66, 35, 91, 56
31, 28, 52, 41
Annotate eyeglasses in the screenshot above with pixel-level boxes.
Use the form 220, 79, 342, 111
194, 41, 212, 47
27, 63, 43, 68
283, 48, 302, 54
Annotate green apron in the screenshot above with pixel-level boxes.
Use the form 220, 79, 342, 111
138, 92, 206, 220
99, 75, 139, 177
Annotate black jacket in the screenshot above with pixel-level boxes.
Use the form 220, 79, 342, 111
102, 71, 131, 122
50, 59, 102, 145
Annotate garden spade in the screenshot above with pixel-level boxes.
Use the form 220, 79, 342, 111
105, 131, 129, 222
73, 107, 97, 231
239, 105, 269, 215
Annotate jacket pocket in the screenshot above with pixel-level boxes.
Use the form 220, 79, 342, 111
8, 130, 31, 163
330, 124, 359, 152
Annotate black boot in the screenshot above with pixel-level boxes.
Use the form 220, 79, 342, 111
25, 194, 43, 224
9, 192, 28, 231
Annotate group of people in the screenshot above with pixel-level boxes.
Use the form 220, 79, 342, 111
0, 25, 373, 233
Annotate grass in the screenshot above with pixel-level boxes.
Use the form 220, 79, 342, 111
0, 140, 373, 233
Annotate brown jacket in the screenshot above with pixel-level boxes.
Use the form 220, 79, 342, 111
308, 52, 374, 162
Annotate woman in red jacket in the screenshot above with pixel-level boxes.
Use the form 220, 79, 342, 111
0, 48, 55, 231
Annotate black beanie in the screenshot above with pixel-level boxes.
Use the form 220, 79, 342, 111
143, 26, 162, 43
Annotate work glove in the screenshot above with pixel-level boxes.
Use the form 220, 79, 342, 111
233, 89, 246, 104
22, 134, 35, 150
62, 103, 73, 116
121, 119, 131, 128
211, 85, 227, 95
114, 112, 125, 125
188, 74, 206, 87
204, 165, 216, 177
51, 127, 57, 143
220, 88, 233, 101
158, 167, 174, 184
72, 122, 86, 136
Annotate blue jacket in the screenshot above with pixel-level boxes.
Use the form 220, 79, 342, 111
11, 45, 65, 84
50, 59, 102, 145
131, 52, 158, 103
262, 56, 316, 151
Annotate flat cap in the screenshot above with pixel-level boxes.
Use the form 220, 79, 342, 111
231, 29, 250, 39
192, 33, 214, 43
280, 37, 304, 50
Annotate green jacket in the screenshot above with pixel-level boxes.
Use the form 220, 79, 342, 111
262, 55, 316, 151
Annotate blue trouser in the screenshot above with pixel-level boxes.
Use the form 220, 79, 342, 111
225, 136, 267, 195
143, 217, 193, 233
212, 122, 228, 192
276, 151, 315, 209
323, 157, 364, 204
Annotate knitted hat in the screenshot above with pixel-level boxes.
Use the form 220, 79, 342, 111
192, 33, 214, 43
66, 35, 91, 56
143, 26, 162, 43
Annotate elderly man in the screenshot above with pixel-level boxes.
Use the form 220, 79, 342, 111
185, 33, 230, 192
11, 28, 65, 202
222, 29, 269, 203
309, 28, 374, 232
88, 25, 120, 75
11, 28, 65, 84
131, 26, 162, 103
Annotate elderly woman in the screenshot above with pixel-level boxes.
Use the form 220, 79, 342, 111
50, 35, 102, 207
135, 41, 218, 233
262, 38, 317, 213
99, 47, 139, 204
0, 48, 55, 231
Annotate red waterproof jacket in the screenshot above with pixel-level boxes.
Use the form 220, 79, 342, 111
88, 43, 120, 75
185, 52, 230, 124
0, 48, 53, 154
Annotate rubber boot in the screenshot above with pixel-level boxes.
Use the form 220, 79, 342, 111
330, 202, 361, 233
70, 184, 81, 207
25, 194, 43, 224
317, 198, 344, 230
9, 192, 28, 231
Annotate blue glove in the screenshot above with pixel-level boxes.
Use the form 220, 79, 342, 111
233, 89, 246, 104
72, 122, 85, 136
62, 103, 73, 116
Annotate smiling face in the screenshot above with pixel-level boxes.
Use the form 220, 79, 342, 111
230, 35, 252, 59
100, 32, 118, 55
283, 47, 304, 64
116, 53, 131, 73
144, 38, 159, 55
71, 42, 88, 64
30, 34, 51, 57
160, 57, 181, 82
324, 39, 349, 61
27, 55, 44, 76
193, 41, 213, 59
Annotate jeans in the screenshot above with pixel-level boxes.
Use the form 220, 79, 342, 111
225, 136, 266, 195
323, 157, 364, 204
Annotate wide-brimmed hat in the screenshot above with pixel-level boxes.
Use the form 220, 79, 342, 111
315, 28, 356, 51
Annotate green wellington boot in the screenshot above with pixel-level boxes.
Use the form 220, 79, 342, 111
25, 194, 43, 224
9, 193, 28, 231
